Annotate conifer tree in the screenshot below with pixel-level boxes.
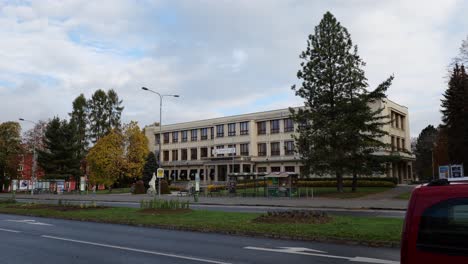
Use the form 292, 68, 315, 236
290, 12, 393, 192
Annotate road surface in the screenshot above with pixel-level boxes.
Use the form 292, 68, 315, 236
0, 213, 399, 264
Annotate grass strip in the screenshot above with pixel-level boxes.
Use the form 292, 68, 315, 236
0, 203, 402, 247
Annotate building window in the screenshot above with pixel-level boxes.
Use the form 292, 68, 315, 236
391, 136, 395, 151
201, 128, 208, 140
172, 131, 178, 143
396, 137, 401, 151
298, 120, 307, 129
18, 165, 23, 172
191, 129, 198, 141
271, 142, 280, 156
181, 130, 188, 142
271, 167, 281, 172
216, 125, 224, 137
190, 148, 198, 160
210, 127, 214, 139
240, 121, 249, 135
201, 147, 208, 158
258, 143, 267, 156
284, 141, 294, 155
172, 149, 178, 161
285, 166, 295, 172
163, 150, 169, 161
228, 123, 236, 136
257, 167, 267, 173
257, 121, 266, 135
270, 120, 280, 134
284, 118, 294, 132
181, 149, 188, 160
240, 143, 249, 156
228, 144, 236, 156
163, 133, 169, 144
401, 116, 405, 131
155, 134, 160, 144
216, 145, 224, 157
402, 138, 406, 151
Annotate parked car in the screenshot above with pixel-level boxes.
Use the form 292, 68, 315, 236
401, 179, 468, 263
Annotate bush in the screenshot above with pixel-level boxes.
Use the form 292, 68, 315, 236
297, 180, 395, 188
140, 199, 190, 210
298, 177, 398, 185
160, 180, 171, 194
169, 186, 183, 192
132, 180, 146, 194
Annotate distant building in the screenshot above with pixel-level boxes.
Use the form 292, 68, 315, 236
144, 99, 415, 184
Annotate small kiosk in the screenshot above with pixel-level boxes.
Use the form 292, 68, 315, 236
264, 172, 298, 197
227, 172, 267, 197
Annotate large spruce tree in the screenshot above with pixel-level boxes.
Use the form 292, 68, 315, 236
414, 125, 438, 181
290, 12, 393, 192
87, 89, 124, 144
37, 117, 81, 180
69, 94, 88, 159
441, 64, 468, 167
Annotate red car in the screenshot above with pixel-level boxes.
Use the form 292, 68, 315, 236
401, 179, 468, 263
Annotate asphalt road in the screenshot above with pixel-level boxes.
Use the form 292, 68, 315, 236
0, 213, 399, 264
15, 198, 406, 218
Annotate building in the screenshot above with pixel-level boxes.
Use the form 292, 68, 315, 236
144, 99, 415, 184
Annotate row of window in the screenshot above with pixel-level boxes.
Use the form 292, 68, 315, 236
156, 119, 296, 144
161, 141, 296, 161
391, 136, 406, 151
391, 111, 405, 131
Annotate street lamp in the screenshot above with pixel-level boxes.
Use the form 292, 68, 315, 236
19, 118, 39, 196
141, 87, 180, 197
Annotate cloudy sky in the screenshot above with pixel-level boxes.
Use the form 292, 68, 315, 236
0, 0, 467, 137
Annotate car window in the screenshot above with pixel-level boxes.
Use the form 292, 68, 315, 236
417, 198, 468, 256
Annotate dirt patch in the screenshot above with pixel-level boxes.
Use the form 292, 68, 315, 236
6, 204, 108, 211
138, 208, 192, 215
253, 210, 332, 224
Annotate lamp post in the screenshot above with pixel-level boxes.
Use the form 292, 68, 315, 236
19, 118, 39, 196
141, 87, 179, 196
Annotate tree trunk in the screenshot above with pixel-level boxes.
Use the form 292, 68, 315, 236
351, 172, 358, 192
336, 171, 344, 193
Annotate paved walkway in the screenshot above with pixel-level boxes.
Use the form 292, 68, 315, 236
1, 190, 410, 210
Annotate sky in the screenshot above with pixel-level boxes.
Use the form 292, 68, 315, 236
0, 0, 467, 137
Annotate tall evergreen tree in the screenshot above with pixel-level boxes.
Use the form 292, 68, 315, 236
88, 89, 110, 143
106, 89, 124, 131
290, 12, 393, 192
414, 125, 438, 181
87, 89, 124, 144
69, 94, 88, 158
37, 117, 81, 180
441, 64, 468, 167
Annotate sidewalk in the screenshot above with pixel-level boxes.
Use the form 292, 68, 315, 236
0, 192, 409, 210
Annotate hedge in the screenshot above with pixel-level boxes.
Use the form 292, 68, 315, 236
297, 180, 395, 188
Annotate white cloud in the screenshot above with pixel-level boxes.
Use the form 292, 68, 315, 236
0, 0, 465, 137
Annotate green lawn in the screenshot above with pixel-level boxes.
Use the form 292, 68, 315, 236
0, 202, 402, 246
214, 187, 392, 199
395, 192, 412, 200
95, 188, 131, 194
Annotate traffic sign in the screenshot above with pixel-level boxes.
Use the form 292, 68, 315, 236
157, 168, 164, 178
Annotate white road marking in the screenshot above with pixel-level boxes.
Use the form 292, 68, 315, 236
5, 219, 53, 226
278, 247, 327, 253
0, 227, 21, 233
244, 246, 399, 264
42, 235, 231, 264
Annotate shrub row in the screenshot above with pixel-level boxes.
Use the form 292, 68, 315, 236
297, 180, 395, 188
206, 180, 394, 191
140, 199, 190, 210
